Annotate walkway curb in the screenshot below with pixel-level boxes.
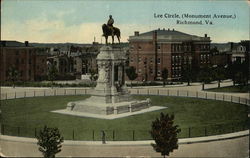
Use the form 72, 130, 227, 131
0, 130, 248, 146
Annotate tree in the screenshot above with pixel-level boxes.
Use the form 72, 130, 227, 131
181, 65, 193, 86
228, 61, 248, 86
150, 113, 181, 158
235, 71, 248, 87
48, 64, 58, 84
213, 66, 226, 88
161, 68, 168, 87
7, 66, 20, 88
198, 66, 213, 90
126, 66, 138, 88
36, 126, 64, 158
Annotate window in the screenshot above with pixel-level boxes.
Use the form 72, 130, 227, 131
157, 70, 161, 76
150, 68, 153, 75
150, 57, 153, 63
157, 58, 161, 64
138, 57, 141, 63
16, 58, 19, 64
130, 57, 133, 63
138, 46, 142, 50
138, 69, 141, 74
157, 45, 161, 50
178, 45, 181, 51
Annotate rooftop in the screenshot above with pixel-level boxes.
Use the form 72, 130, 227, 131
0, 40, 30, 47
129, 28, 210, 42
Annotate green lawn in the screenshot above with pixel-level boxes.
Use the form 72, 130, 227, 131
1, 95, 248, 140
206, 84, 250, 93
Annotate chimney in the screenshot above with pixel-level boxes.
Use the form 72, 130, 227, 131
172, 28, 175, 31
134, 31, 139, 36
25, 41, 29, 47
204, 34, 207, 37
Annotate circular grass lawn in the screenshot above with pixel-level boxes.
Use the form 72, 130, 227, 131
1, 95, 248, 141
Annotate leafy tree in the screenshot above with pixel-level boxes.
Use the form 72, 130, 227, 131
213, 66, 226, 88
235, 71, 248, 87
181, 65, 192, 86
150, 112, 181, 158
7, 66, 20, 88
198, 66, 213, 90
48, 64, 58, 84
161, 68, 168, 87
228, 61, 248, 86
36, 126, 64, 158
126, 66, 138, 88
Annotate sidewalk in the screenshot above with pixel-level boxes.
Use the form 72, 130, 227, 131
1, 130, 248, 146
1, 130, 249, 157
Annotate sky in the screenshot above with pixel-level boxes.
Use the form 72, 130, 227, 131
1, 0, 250, 43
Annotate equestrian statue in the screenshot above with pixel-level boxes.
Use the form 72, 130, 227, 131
102, 15, 120, 44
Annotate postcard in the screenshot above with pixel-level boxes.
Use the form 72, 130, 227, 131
0, 0, 249, 158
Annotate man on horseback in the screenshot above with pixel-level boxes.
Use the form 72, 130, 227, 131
107, 15, 114, 36
102, 15, 120, 44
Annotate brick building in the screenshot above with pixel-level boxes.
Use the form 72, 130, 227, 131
128, 28, 211, 81
0, 41, 47, 81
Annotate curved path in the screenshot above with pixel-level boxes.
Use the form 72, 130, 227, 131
0, 131, 249, 157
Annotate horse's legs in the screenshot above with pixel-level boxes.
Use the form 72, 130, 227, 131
105, 36, 108, 44
112, 35, 114, 44
117, 35, 120, 44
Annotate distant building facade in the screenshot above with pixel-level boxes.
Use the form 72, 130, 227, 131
210, 41, 250, 66
0, 41, 47, 81
128, 28, 211, 81
47, 45, 100, 79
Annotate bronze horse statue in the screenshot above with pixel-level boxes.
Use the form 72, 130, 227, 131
102, 24, 120, 44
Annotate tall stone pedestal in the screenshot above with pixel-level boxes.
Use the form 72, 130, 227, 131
66, 46, 151, 115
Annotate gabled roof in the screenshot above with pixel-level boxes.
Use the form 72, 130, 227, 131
129, 29, 210, 42
139, 29, 195, 37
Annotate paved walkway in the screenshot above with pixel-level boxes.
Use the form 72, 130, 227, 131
0, 130, 249, 157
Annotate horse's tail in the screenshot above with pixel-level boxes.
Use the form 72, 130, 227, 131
102, 24, 107, 36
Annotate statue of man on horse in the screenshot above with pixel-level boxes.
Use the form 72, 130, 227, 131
102, 15, 120, 44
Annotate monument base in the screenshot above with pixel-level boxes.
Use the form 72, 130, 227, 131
52, 106, 167, 120
66, 97, 151, 115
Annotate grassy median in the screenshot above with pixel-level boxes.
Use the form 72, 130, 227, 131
1, 95, 248, 140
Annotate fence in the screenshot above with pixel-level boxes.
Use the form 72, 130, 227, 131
1, 120, 248, 141
0, 88, 249, 140
1, 88, 249, 106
